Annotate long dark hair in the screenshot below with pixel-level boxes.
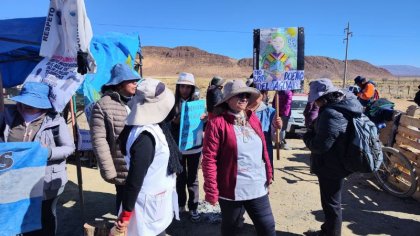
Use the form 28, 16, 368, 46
159, 107, 183, 175
174, 84, 195, 105
213, 102, 229, 116
317, 91, 344, 105
101, 84, 118, 94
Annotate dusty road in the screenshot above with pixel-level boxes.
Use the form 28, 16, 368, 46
57, 138, 420, 236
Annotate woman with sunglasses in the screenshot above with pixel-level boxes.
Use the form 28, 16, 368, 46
202, 80, 275, 236
90, 63, 140, 213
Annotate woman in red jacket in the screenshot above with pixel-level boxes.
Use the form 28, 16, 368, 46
202, 80, 275, 236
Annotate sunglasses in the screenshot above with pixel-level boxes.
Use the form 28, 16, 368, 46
235, 93, 251, 99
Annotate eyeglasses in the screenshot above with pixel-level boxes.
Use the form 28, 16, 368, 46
235, 93, 251, 99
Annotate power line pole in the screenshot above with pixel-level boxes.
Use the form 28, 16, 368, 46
343, 22, 352, 88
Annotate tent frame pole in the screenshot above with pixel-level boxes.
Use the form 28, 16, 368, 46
70, 96, 86, 222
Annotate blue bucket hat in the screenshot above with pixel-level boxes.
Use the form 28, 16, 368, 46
104, 63, 141, 86
9, 82, 52, 109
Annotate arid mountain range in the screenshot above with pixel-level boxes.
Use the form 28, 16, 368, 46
140, 46, 397, 81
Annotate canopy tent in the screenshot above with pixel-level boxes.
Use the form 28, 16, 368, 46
0, 17, 141, 90
0, 16, 141, 223
0, 17, 45, 88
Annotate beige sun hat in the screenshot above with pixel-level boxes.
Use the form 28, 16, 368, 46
176, 72, 195, 86
126, 78, 175, 126
215, 80, 260, 107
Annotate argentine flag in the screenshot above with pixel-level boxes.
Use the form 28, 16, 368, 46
0, 142, 48, 235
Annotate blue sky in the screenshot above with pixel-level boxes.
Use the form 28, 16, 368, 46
1, 0, 419, 67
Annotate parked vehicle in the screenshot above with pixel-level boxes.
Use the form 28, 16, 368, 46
286, 94, 307, 134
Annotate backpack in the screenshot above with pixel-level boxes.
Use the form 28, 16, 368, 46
340, 112, 383, 173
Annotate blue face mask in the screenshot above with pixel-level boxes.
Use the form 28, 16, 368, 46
22, 112, 43, 123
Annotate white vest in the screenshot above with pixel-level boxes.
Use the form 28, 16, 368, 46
124, 124, 179, 236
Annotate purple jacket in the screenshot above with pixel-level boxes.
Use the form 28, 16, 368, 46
273, 90, 292, 116
304, 102, 319, 128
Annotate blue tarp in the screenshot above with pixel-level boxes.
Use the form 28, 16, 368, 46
0, 17, 141, 90
0, 17, 45, 88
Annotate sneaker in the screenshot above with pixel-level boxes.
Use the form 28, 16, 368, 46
190, 210, 201, 223
280, 143, 291, 150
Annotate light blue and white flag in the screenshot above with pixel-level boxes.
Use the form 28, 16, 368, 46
0, 142, 48, 235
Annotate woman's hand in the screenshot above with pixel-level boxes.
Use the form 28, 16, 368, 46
115, 218, 129, 232
272, 116, 283, 130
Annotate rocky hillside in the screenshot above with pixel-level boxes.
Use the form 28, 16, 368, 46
140, 46, 395, 81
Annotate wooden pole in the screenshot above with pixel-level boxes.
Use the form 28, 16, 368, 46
70, 96, 86, 222
275, 91, 280, 160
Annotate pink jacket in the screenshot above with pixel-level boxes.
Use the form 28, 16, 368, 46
202, 110, 273, 204
273, 90, 292, 116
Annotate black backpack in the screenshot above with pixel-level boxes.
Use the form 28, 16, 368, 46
338, 111, 384, 173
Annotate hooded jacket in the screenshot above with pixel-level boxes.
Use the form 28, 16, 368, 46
303, 92, 363, 179
1, 105, 75, 199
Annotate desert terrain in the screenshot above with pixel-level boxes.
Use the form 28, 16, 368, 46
54, 47, 420, 235
58, 94, 420, 236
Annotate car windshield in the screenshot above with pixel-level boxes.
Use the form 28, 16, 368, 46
291, 100, 307, 109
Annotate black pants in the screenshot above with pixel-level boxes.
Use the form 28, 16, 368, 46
176, 153, 200, 211
318, 176, 344, 236
219, 194, 275, 236
115, 184, 125, 214
22, 196, 60, 236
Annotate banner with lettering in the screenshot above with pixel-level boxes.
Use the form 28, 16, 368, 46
253, 27, 305, 91
24, 0, 96, 112
178, 100, 206, 151
0, 142, 48, 235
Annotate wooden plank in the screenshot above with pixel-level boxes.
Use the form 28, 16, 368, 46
398, 126, 420, 140
394, 144, 420, 164
406, 105, 420, 118
396, 147, 419, 167
395, 134, 420, 151
400, 115, 420, 129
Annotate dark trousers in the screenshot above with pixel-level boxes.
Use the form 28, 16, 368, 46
219, 194, 275, 236
22, 196, 60, 236
115, 184, 125, 214
318, 176, 344, 236
176, 152, 200, 211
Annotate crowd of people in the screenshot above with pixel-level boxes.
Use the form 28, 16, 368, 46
3, 62, 410, 236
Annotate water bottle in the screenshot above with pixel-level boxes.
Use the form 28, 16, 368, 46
377, 123, 386, 130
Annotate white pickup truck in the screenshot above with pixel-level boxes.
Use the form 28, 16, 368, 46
286, 94, 308, 134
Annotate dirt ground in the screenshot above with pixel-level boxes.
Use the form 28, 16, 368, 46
55, 98, 420, 235
57, 137, 420, 236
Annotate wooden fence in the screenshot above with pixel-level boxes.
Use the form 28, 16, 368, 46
392, 106, 420, 201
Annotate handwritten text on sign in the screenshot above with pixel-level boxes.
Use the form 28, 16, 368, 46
253, 69, 304, 91
178, 100, 206, 151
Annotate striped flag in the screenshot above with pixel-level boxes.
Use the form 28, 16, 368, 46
0, 142, 48, 235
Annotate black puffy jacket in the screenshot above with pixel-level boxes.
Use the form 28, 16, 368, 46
414, 90, 420, 106
303, 92, 363, 179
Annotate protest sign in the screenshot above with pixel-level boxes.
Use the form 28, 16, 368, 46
178, 100, 206, 151
25, 56, 84, 112
24, 0, 96, 112
77, 126, 92, 151
0, 142, 48, 235
253, 27, 305, 91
